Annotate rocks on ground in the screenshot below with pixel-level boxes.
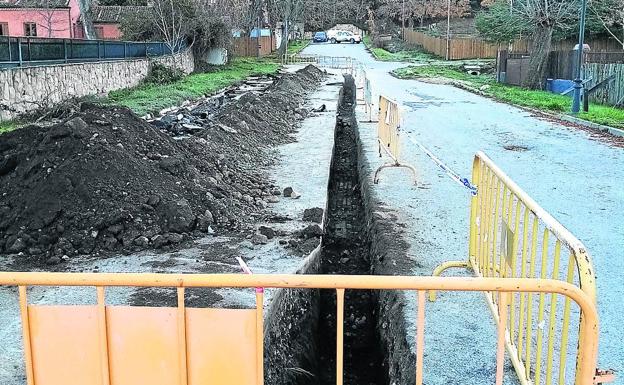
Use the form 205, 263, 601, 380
303, 207, 324, 223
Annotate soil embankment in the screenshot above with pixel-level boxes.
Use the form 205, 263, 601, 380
0, 66, 324, 267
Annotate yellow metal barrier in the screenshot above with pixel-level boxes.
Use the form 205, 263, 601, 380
375, 95, 417, 184
0, 272, 601, 385
430, 151, 607, 385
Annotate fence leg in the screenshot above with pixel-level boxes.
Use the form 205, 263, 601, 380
17, 38, 22, 67
64, 39, 68, 63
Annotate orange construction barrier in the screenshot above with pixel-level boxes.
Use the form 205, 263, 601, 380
0, 272, 602, 385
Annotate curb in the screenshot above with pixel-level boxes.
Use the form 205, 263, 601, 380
447, 80, 624, 138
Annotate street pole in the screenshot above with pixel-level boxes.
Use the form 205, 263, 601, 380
402, 0, 405, 39
572, 0, 588, 114
445, 0, 451, 60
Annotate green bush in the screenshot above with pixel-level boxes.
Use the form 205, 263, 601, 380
143, 63, 185, 85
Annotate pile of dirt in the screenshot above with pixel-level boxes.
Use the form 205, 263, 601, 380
0, 65, 325, 265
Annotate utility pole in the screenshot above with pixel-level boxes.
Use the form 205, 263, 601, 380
572, 0, 588, 114
257, 14, 261, 58
402, 0, 405, 39
445, 0, 451, 60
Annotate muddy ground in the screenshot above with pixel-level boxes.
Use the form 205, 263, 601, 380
0, 65, 325, 267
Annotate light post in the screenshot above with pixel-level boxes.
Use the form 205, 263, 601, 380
445, 0, 451, 60
402, 0, 405, 39
572, 0, 588, 114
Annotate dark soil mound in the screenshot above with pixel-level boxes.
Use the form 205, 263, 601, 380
0, 65, 325, 265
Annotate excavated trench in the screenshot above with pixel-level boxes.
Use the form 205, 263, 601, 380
316, 76, 384, 385
265, 76, 413, 385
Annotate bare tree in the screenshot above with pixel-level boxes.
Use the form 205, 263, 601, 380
514, 0, 579, 89
376, 0, 470, 30
37, 0, 71, 37
151, 0, 191, 68
268, 0, 305, 55
590, 0, 624, 49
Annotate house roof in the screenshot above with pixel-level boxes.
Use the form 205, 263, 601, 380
89, 5, 150, 23
0, 0, 70, 8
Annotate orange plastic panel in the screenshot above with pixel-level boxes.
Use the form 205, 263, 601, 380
186, 307, 258, 385
106, 306, 180, 385
28, 305, 103, 385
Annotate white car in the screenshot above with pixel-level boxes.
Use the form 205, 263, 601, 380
328, 30, 362, 44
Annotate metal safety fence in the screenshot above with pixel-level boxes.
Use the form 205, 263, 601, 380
0, 36, 187, 68
281, 54, 357, 75
374, 95, 417, 184
0, 273, 601, 385
430, 151, 613, 385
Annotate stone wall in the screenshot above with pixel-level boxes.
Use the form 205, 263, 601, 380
1, 50, 194, 121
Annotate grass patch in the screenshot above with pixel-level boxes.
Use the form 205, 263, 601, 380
287, 39, 310, 56
364, 35, 436, 62
0, 120, 21, 135
106, 58, 280, 116
394, 65, 624, 129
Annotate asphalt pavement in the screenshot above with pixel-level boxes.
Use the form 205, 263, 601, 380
302, 42, 623, 384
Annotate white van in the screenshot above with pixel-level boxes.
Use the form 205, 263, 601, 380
327, 30, 362, 44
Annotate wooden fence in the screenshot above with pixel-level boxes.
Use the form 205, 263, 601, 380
232, 36, 276, 57
403, 28, 624, 59
402, 28, 515, 59
498, 50, 624, 107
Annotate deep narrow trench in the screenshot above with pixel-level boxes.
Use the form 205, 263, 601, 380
316, 76, 385, 385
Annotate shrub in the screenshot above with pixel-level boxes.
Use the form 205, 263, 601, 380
143, 63, 184, 85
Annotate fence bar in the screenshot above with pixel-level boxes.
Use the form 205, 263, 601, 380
525, 215, 539, 378
517, 207, 530, 359
558, 254, 575, 385
336, 288, 345, 385
545, 241, 562, 385
496, 293, 509, 385
96, 286, 111, 385
17, 38, 22, 66
534, 230, 550, 385
415, 291, 426, 385
63, 39, 68, 63
18, 286, 34, 385
256, 290, 264, 385
176, 287, 188, 385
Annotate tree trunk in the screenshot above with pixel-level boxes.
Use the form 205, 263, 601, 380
522, 23, 553, 89
278, 19, 289, 56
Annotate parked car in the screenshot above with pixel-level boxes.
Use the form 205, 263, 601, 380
313, 31, 328, 43
328, 30, 362, 44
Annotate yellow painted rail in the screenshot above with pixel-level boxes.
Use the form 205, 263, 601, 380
431, 151, 602, 385
374, 95, 417, 184
0, 272, 600, 385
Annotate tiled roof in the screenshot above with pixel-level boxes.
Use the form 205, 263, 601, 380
0, 0, 69, 8
89, 5, 150, 23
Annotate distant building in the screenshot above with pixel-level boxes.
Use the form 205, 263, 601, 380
0, 0, 83, 38
0, 0, 149, 40
89, 5, 149, 39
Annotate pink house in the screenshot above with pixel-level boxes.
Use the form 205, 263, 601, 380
0, 0, 83, 38
89, 6, 149, 40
